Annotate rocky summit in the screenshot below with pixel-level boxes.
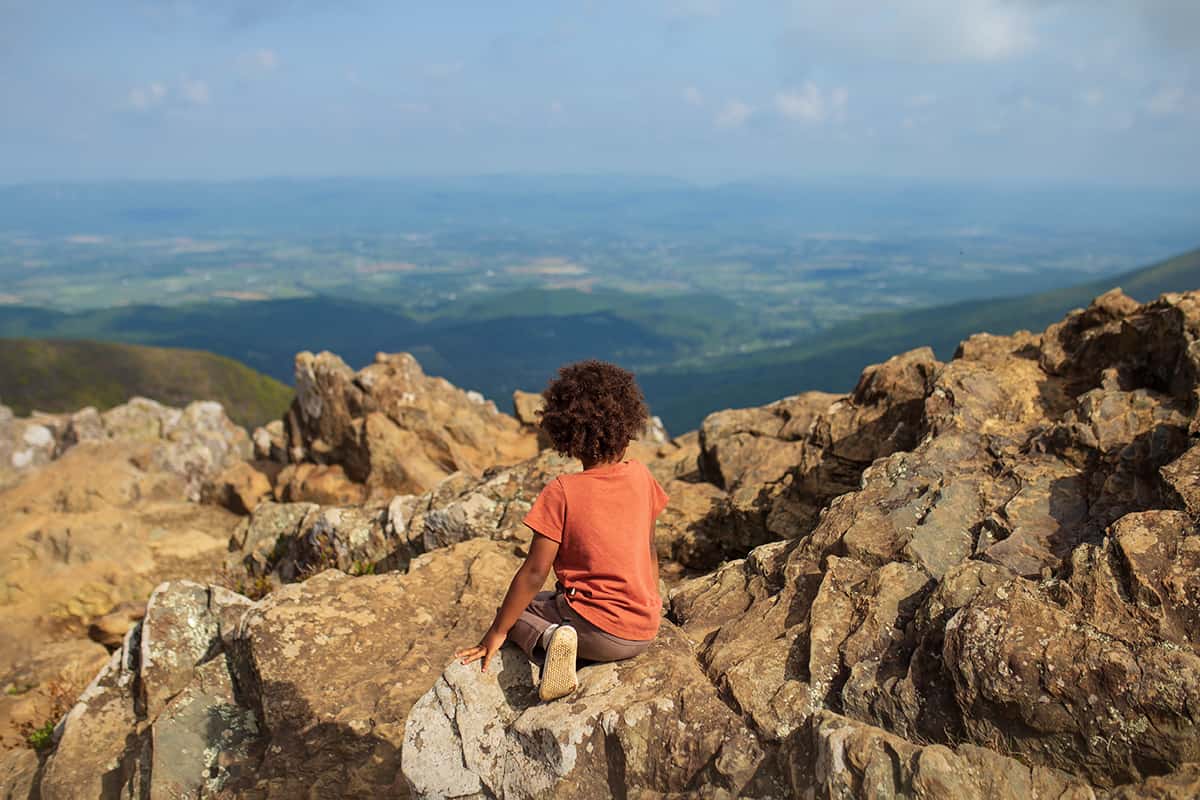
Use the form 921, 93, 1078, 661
2, 289, 1200, 799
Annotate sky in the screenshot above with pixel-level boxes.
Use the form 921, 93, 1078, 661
1, 0, 1198, 185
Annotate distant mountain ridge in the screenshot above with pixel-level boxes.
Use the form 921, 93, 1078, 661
643, 245, 1200, 428
0, 338, 292, 427
0, 246, 1196, 433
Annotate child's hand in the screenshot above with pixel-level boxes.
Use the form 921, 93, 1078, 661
455, 627, 506, 672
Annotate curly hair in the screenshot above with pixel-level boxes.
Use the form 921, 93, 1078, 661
539, 360, 648, 464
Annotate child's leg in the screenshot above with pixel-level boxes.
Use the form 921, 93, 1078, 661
554, 595, 653, 663
507, 591, 565, 658
573, 626, 652, 663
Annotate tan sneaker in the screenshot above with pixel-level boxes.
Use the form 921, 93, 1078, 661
538, 624, 578, 701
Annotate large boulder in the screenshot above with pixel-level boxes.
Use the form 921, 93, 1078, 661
37, 581, 255, 799
401, 626, 781, 799
694, 348, 943, 566
285, 351, 538, 499
25, 538, 527, 799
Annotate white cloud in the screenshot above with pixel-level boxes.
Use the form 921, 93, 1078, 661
126, 78, 212, 111
775, 82, 847, 124
550, 100, 564, 115
786, 0, 1035, 63
906, 92, 938, 108
254, 48, 279, 71
715, 100, 752, 128
127, 81, 168, 111
1082, 88, 1104, 107
1147, 86, 1187, 115
181, 78, 210, 105
683, 86, 704, 107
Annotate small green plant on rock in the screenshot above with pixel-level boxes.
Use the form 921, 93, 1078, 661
25, 719, 56, 750
18, 679, 74, 751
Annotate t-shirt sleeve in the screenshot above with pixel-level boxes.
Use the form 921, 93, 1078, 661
650, 472, 670, 518
523, 477, 567, 543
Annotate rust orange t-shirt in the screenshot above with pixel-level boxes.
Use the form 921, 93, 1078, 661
522, 459, 669, 641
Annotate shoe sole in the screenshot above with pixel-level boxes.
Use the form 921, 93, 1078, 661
539, 625, 578, 701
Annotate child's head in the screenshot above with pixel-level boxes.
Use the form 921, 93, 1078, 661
539, 360, 648, 464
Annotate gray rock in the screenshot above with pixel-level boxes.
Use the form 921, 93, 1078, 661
402, 625, 781, 799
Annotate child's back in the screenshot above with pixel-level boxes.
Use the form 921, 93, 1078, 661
524, 458, 668, 641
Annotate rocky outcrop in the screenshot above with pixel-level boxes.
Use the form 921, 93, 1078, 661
27, 538, 524, 798
690, 348, 941, 570
0, 397, 250, 499
0, 398, 249, 750
402, 626, 780, 799
37, 581, 256, 799
663, 290, 1200, 795
284, 351, 538, 500
224, 440, 747, 592
805, 711, 1095, 799
223, 450, 580, 590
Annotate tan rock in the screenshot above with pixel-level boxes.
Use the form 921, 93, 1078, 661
1162, 442, 1200, 514
511, 389, 544, 427
276, 462, 367, 505
227, 538, 525, 797
86, 601, 146, 649
0, 639, 109, 750
285, 351, 537, 496
945, 574, 1200, 787
1106, 764, 1200, 800
203, 459, 273, 515
0, 747, 39, 799
806, 711, 1094, 800
0, 439, 239, 749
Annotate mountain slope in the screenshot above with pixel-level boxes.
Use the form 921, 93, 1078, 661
0, 338, 293, 427
643, 246, 1200, 429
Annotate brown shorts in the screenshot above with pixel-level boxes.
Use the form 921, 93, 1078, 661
509, 591, 653, 663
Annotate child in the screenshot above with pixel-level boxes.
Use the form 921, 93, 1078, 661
455, 359, 669, 701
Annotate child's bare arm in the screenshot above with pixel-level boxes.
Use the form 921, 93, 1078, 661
650, 523, 660, 586
455, 533, 559, 671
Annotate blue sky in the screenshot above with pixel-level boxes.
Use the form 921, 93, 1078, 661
1, 0, 1197, 184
